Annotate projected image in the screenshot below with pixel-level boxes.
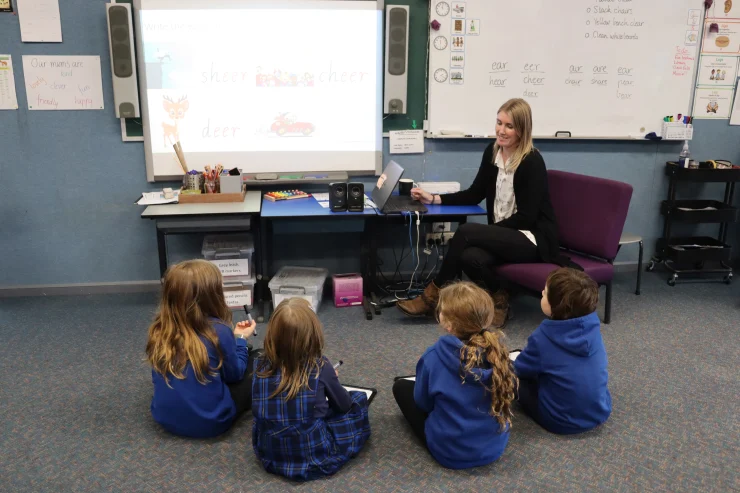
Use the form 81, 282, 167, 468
256, 67, 315, 87
269, 112, 315, 137
138, 4, 381, 176
161, 94, 189, 146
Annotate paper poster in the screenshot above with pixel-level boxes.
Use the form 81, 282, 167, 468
731, 77, 740, 124
22, 56, 104, 110
707, 0, 739, 19
702, 21, 740, 54
0, 0, 13, 13
16, 0, 62, 42
688, 9, 702, 26
0, 55, 19, 110
389, 129, 424, 154
697, 55, 739, 86
692, 86, 735, 118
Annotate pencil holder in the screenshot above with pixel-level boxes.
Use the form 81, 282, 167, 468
204, 176, 218, 194
185, 173, 203, 191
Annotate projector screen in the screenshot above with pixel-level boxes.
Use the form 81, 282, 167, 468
133, 0, 383, 181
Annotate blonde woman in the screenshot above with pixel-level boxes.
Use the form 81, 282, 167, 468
399, 98, 564, 327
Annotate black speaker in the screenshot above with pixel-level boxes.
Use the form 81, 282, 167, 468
347, 183, 364, 212
329, 182, 347, 212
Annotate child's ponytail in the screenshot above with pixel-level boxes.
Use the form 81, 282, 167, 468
437, 281, 518, 430
461, 330, 517, 429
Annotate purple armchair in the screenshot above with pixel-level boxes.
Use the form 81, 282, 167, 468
493, 170, 633, 323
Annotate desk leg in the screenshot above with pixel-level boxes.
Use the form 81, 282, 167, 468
259, 216, 272, 321
361, 216, 377, 320
156, 227, 168, 279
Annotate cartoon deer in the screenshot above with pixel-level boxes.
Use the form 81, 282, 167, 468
162, 95, 189, 146
0, 60, 7, 67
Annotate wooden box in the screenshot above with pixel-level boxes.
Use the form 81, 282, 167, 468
178, 188, 246, 204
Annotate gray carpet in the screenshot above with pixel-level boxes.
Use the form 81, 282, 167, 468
1, 273, 739, 492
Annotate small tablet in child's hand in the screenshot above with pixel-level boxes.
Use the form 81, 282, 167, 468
509, 351, 521, 362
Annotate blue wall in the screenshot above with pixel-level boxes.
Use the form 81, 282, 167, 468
1, 1, 739, 287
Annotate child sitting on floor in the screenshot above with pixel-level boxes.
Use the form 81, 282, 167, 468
513, 267, 612, 434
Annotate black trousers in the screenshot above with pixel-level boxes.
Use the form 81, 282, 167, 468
435, 223, 539, 291
392, 378, 427, 445
516, 377, 542, 425
226, 348, 261, 418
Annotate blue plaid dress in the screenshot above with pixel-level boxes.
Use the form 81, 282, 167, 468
252, 359, 371, 481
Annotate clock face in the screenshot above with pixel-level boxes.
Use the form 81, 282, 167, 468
436, 1, 450, 16
433, 35, 448, 50
434, 68, 448, 83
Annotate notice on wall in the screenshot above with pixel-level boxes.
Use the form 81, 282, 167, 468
692, 86, 735, 118
0, 55, 19, 110
697, 55, 740, 86
22, 56, 104, 110
16, 0, 62, 42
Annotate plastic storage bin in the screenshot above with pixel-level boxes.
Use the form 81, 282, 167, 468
268, 266, 329, 313
223, 277, 257, 309
202, 234, 254, 278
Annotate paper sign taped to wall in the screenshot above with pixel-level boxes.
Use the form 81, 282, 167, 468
22, 56, 104, 110
389, 130, 424, 154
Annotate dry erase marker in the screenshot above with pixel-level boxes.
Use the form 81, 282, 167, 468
333, 360, 344, 370
243, 304, 257, 336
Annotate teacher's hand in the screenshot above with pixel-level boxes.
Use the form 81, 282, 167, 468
411, 188, 434, 205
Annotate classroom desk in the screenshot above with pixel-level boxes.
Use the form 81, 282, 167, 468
259, 196, 378, 318
259, 195, 486, 319
141, 191, 262, 277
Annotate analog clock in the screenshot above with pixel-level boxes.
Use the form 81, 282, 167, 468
434, 68, 448, 83
435, 2, 450, 16
433, 35, 448, 50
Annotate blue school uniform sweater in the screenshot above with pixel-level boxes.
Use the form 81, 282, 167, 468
415, 334, 510, 469
150, 321, 248, 438
514, 311, 611, 434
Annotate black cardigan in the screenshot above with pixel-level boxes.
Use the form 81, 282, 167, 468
440, 142, 563, 265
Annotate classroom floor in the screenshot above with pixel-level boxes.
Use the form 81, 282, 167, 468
1, 273, 739, 492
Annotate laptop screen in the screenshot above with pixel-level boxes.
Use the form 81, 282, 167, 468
371, 160, 404, 210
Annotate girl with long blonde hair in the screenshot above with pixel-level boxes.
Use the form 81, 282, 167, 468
393, 281, 517, 469
251, 298, 371, 481
145, 259, 257, 438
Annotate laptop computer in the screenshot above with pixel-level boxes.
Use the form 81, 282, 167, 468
371, 161, 428, 214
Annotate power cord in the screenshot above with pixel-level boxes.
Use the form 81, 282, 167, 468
408, 211, 421, 292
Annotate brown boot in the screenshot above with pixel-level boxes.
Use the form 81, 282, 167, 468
491, 289, 510, 328
397, 282, 440, 317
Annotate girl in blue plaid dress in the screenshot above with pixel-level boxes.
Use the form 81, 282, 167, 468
252, 298, 371, 481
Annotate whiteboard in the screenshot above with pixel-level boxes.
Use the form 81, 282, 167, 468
427, 0, 703, 139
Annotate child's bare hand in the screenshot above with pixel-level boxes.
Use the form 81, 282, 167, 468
235, 320, 256, 338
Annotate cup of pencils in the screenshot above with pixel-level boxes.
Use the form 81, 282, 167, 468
185, 170, 202, 191
203, 164, 224, 194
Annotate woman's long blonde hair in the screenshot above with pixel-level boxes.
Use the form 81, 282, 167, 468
492, 98, 535, 173
257, 298, 325, 400
437, 281, 517, 430
145, 259, 232, 385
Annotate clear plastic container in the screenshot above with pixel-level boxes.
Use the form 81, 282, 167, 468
268, 266, 329, 313
202, 234, 254, 278
223, 276, 257, 309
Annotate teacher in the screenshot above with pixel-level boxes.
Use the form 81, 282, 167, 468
398, 98, 565, 328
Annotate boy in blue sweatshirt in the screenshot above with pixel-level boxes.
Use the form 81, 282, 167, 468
513, 267, 611, 434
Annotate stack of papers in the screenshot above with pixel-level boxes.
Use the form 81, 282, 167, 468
137, 190, 180, 205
